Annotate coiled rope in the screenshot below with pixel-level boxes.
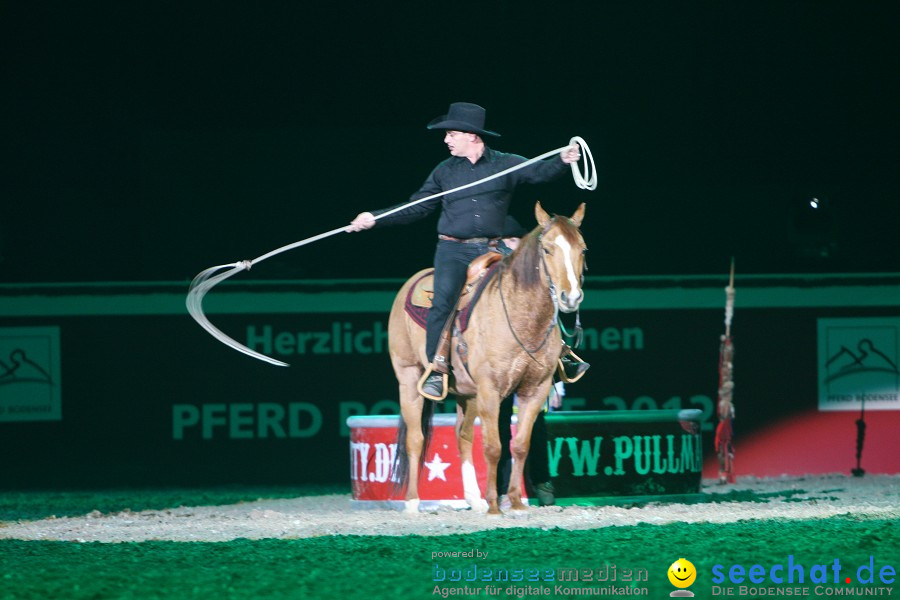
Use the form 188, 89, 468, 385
186, 136, 597, 366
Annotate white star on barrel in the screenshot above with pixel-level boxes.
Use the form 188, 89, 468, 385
424, 453, 452, 481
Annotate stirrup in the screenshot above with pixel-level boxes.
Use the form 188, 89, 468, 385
417, 366, 449, 402
557, 349, 589, 383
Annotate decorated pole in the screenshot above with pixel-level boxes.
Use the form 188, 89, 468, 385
715, 258, 736, 484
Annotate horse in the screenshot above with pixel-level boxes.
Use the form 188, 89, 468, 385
388, 201, 587, 515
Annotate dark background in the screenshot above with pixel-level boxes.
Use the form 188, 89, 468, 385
2, 1, 898, 284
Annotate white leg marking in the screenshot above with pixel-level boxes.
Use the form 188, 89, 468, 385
403, 498, 420, 514
462, 461, 488, 512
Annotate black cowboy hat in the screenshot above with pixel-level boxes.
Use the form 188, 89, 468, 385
426, 102, 501, 137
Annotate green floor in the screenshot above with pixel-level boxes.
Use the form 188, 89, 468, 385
0, 487, 896, 599
0, 485, 346, 522
2, 518, 897, 599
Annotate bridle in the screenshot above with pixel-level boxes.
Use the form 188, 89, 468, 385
498, 218, 584, 364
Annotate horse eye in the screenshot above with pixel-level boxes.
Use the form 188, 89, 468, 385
542, 246, 552, 255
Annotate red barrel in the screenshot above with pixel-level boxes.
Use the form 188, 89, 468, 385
348, 414, 528, 508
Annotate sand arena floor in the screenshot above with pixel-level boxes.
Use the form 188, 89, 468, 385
1, 474, 897, 543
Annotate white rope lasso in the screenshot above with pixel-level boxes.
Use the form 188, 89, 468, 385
186, 136, 597, 366
568, 136, 597, 191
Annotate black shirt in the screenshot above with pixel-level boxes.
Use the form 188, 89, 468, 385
373, 147, 568, 239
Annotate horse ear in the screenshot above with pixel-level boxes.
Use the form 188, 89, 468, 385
570, 202, 586, 228
535, 201, 551, 228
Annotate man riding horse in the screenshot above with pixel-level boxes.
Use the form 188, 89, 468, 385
346, 101, 589, 398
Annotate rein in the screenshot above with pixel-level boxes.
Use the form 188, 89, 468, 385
497, 220, 573, 365
558, 311, 584, 349
187, 138, 596, 366
498, 269, 557, 365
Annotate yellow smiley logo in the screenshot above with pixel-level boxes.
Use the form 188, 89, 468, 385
668, 558, 697, 588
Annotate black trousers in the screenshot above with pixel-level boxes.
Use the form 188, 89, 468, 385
497, 396, 550, 495
425, 239, 492, 362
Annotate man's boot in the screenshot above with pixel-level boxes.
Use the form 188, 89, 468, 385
420, 370, 447, 400
419, 317, 454, 401
558, 346, 590, 383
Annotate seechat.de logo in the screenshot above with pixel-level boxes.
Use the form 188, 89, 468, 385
668, 558, 697, 597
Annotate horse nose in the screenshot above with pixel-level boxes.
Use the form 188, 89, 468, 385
559, 289, 582, 311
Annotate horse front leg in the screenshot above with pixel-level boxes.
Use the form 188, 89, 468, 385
398, 366, 425, 514
507, 395, 546, 513
455, 400, 488, 512
477, 388, 503, 516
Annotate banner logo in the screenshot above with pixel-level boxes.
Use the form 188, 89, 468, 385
0, 327, 62, 422
818, 318, 900, 411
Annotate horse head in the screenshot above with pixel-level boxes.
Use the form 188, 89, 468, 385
535, 201, 587, 313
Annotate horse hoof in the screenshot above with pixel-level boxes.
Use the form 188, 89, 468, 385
466, 496, 489, 513
403, 499, 420, 514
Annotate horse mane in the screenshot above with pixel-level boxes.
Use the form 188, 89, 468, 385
500, 216, 580, 289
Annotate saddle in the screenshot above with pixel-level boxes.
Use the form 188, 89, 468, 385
408, 251, 503, 314
404, 251, 502, 394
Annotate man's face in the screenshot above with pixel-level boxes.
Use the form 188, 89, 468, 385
444, 130, 476, 156
502, 237, 520, 251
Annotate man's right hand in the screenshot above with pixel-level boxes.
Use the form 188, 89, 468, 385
346, 212, 376, 232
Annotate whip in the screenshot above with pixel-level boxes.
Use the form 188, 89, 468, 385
186, 136, 597, 366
